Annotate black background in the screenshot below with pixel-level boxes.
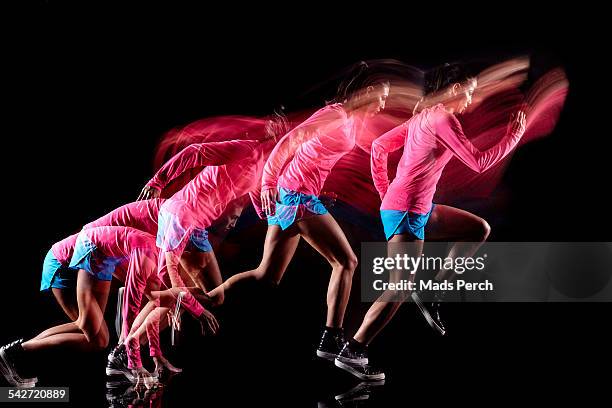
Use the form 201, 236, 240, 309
1, 2, 610, 407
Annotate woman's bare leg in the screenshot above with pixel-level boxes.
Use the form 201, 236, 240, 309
296, 213, 358, 328
426, 204, 491, 282
353, 235, 423, 345
22, 270, 111, 352
208, 225, 301, 299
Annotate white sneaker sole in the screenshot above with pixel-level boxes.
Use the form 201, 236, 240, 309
317, 350, 368, 364
0, 349, 37, 387
334, 359, 385, 381
316, 350, 337, 361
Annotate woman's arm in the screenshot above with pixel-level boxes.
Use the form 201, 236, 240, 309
370, 123, 407, 200
141, 140, 262, 196
433, 111, 526, 174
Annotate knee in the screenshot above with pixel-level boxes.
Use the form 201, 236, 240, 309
252, 266, 281, 288
473, 218, 491, 242
346, 253, 359, 271
334, 252, 358, 273
95, 328, 110, 350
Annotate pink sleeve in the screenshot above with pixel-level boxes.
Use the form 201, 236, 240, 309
432, 112, 524, 174
145, 308, 162, 357
147, 140, 262, 190
249, 190, 265, 219
178, 292, 204, 318
123, 251, 155, 369
261, 105, 345, 190
370, 124, 407, 199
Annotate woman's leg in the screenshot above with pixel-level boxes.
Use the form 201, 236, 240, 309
180, 250, 224, 305
29, 289, 80, 342
426, 204, 491, 282
51, 288, 79, 321
352, 235, 423, 345
207, 225, 301, 299
22, 270, 111, 352
295, 213, 359, 328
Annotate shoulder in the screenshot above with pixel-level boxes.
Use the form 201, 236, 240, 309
424, 104, 458, 128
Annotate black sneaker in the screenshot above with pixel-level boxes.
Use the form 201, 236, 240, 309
335, 380, 385, 403
411, 291, 446, 336
106, 344, 133, 381
334, 359, 385, 381
0, 339, 37, 387
316, 328, 346, 361
335, 341, 368, 365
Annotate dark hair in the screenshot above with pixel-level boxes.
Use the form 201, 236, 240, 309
424, 62, 473, 96
333, 61, 390, 103
265, 106, 290, 140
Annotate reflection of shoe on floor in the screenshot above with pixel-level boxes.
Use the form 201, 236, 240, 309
0, 339, 37, 388
105, 382, 135, 407
143, 386, 164, 404
316, 327, 347, 361
334, 359, 385, 381
335, 380, 386, 402
411, 291, 446, 336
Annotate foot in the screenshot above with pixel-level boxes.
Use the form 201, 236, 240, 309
334, 359, 385, 381
316, 328, 346, 361
153, 355, 182, 378
0, 339, 37, 387
335, 341, 368, 365
411, 291, 446, 335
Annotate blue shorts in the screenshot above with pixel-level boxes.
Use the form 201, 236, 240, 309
186, 228, 212, 252
157, 210, 212, 253
69, 235, 125, 281
40, 249, 77, 291
380, 204, 435, 241
267, 187, 328, 230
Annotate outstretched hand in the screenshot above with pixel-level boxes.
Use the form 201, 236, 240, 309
261, 187, 279, 216
320, 191, 338, 209
137, 185, 161, 201
508, 110, 527, 137
198, 308, 220, 336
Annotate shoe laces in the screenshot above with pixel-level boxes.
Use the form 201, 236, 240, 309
3, 339, 23, 353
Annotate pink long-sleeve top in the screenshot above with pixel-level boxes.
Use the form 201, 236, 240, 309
160, 139, 273, 235
77, 226, 157, 283
261, 103, 356, 196
146, 140, 266, 192
77, 226, 162, 369
157, 139, 273, 317
371, 104, 524, 214
82, 199, 165, 234
51, 234, 79, 265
